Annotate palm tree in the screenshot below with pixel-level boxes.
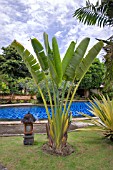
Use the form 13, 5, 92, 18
74, 0, 113, 93
95, 36, 113, 92
100, 36, 113, 91
73, 0, 113, 27
11, 32, 103, 155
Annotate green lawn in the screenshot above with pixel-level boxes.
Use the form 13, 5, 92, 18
0, 131, 113, 170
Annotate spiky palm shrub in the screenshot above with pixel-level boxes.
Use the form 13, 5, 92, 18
79, 95, 113, 141
12, 32, 103, 153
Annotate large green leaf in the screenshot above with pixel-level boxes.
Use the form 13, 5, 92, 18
52, 37, 62, 87
11, 40, 45, 84
31, 38, 48, 71
43, 32, 52, 56
62, 41, 76, 76
43, 32, 54, 65
76, 41, 104, 80
43, 34, 63, 87
64, 38, 90, 81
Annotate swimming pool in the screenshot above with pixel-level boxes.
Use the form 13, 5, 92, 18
0, 101, 93, 120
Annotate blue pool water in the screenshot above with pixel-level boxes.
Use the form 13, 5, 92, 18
0, 102, 93, 120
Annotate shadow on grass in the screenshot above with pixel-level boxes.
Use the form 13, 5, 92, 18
102, 137, 113, 145
82, 135, 113, 146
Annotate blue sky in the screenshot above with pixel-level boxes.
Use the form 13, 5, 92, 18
0, 0, 113, 59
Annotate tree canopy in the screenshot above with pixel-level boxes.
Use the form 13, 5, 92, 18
0, 45, 31, 94
0, 46, 31, 79
79, 58, 105, 89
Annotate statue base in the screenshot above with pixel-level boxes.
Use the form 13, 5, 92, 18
23, 134, 34, 145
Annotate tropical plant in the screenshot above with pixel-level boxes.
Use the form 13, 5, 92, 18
79, 95, 113, 141
11, 32, 103, 154
73, 0, 113, 27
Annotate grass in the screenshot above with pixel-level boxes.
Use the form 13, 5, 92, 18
0, 131, 113, 170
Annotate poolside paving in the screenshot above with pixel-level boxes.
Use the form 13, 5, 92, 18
0, 118, 94, 136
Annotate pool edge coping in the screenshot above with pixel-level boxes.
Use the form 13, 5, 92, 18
0, 100, 90, 107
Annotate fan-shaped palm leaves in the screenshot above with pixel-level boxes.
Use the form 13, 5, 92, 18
73, 0, 113, 27
11, 32, 103, 153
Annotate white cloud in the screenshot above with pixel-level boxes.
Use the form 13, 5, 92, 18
55, 31, 63, 38
0, 0, 112, 62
